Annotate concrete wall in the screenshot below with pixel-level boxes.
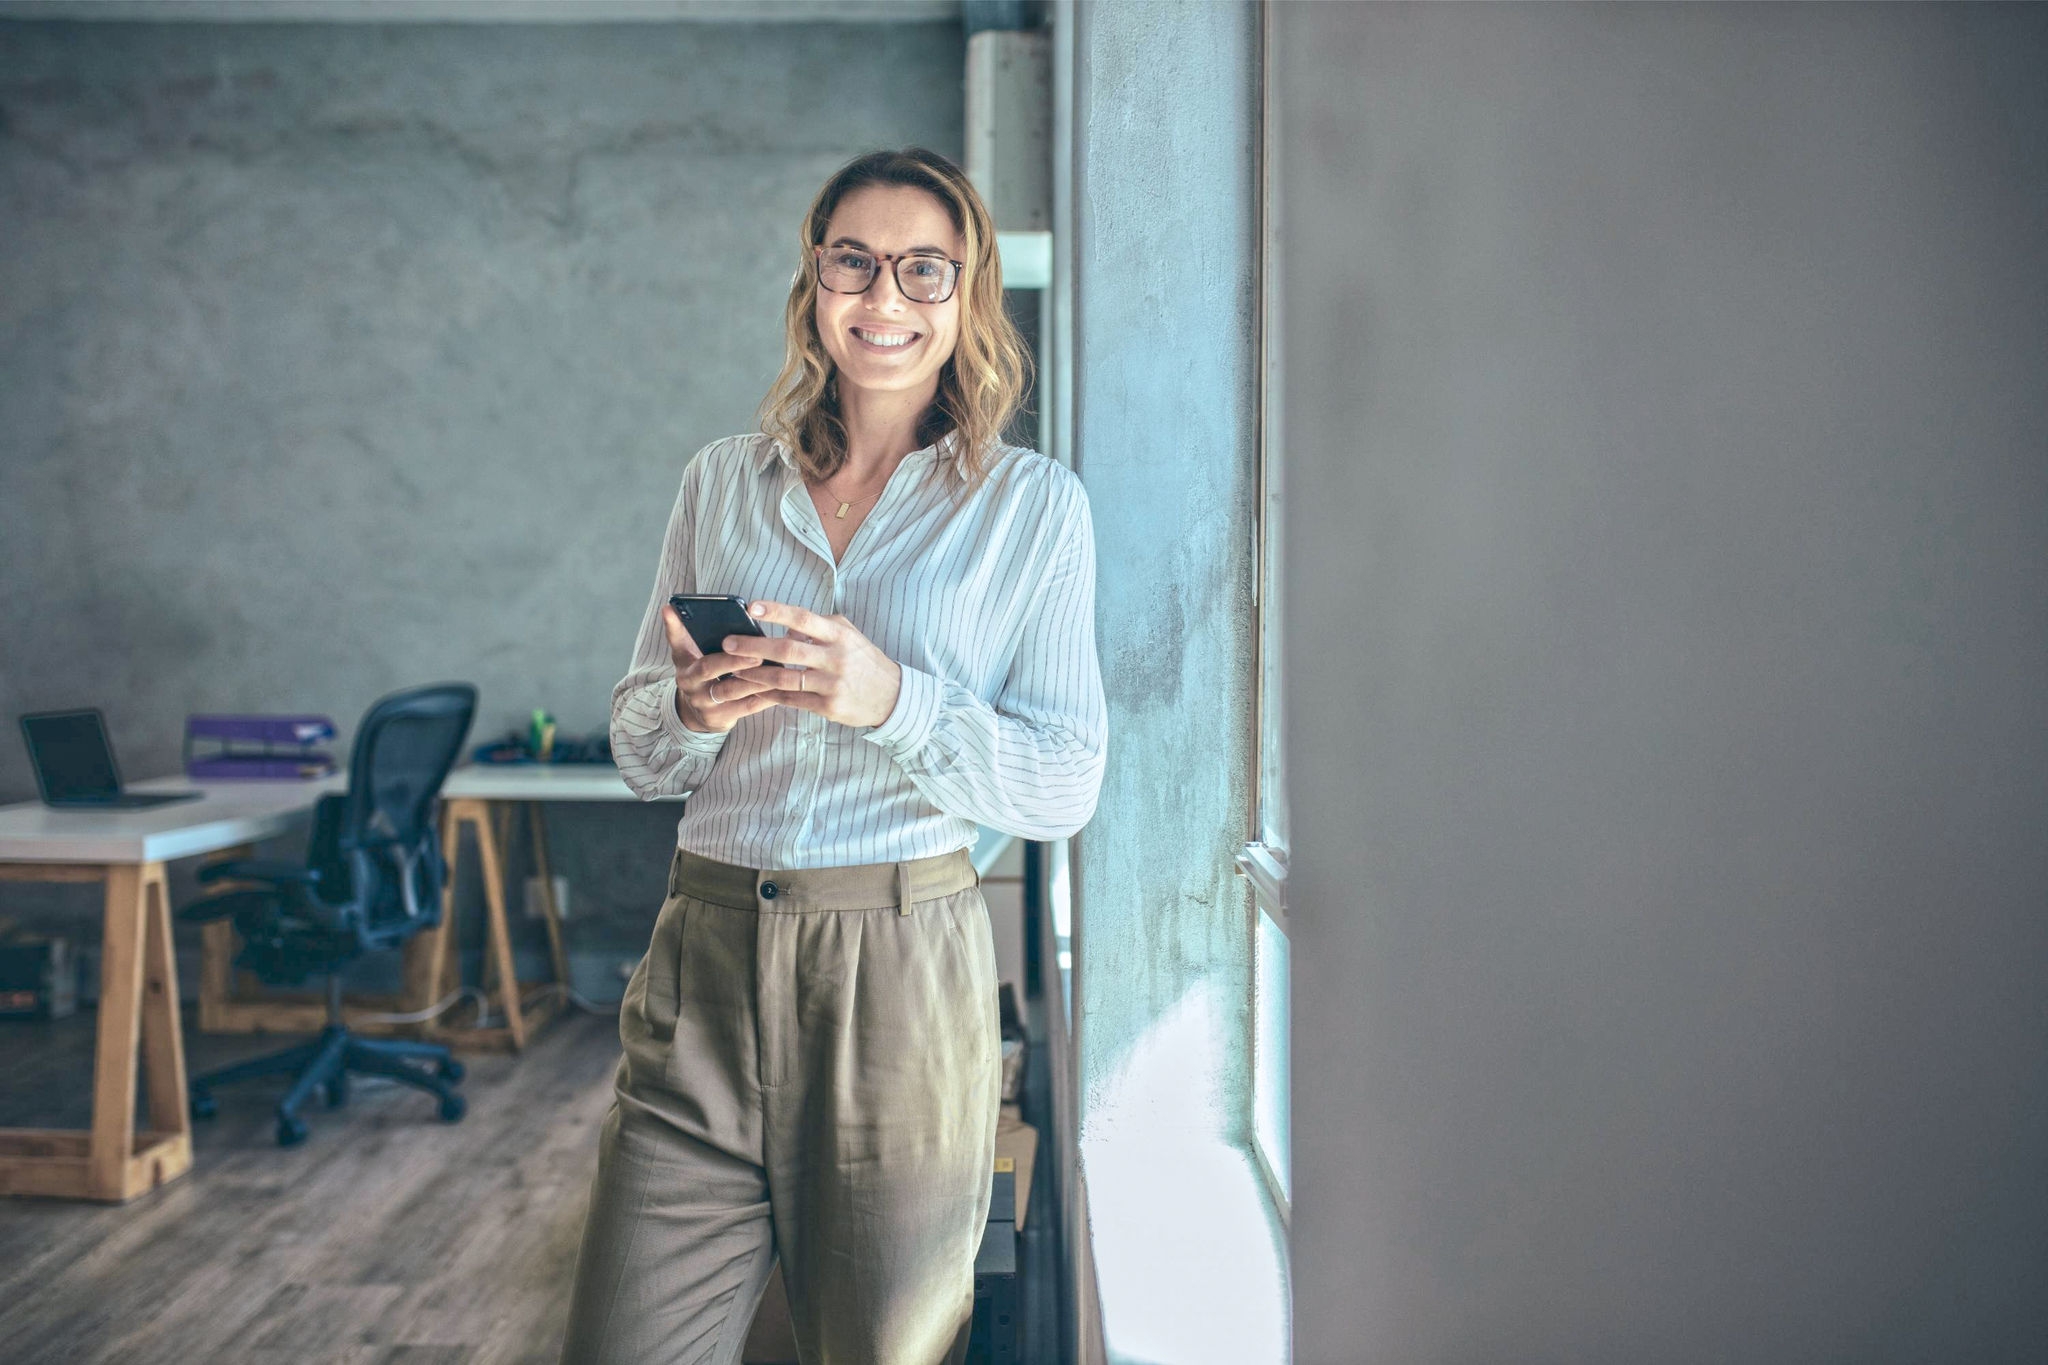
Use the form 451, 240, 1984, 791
1067, 2, 1283, 1362
1069, 0, 1258, 1148
1282, 5, 2048, 1362
0, 18, 963, 987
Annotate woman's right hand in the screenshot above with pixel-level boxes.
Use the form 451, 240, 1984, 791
662, 603, 783, 733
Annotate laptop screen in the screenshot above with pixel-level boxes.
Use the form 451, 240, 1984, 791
21, 711, 122, 802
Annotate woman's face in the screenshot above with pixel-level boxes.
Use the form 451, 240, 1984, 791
812, 184, 966, 405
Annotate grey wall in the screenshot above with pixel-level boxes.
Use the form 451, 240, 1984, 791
1283, 5, 2048, 1362
0, 18, 962, 981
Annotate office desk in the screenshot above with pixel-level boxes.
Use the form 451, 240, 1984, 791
419, 764, 670, 1050
0, 774, 341, 1202
0, 765, 649, 1198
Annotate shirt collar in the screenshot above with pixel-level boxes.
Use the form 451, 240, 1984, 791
756, 427, 961, 476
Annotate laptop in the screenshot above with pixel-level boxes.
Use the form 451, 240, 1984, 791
19, 709, 203, 809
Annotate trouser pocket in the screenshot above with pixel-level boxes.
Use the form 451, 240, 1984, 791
943, 886, 1000, 1075
621, 889, 688, 1049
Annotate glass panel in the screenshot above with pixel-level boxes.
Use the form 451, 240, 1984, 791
1253, 900, 1291, 1202
1050, 836, 1074, 1021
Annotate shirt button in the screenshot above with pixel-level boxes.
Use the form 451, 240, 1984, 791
759, 880, 779, 900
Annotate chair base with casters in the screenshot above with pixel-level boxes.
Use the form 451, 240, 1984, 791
188, 972, 466, 1146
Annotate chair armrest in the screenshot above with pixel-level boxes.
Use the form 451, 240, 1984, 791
197, 859, 322, 889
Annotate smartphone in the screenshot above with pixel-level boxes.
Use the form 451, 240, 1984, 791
667, 594, 767, 667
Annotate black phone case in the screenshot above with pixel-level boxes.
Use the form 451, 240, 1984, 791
668, 594, 766, 659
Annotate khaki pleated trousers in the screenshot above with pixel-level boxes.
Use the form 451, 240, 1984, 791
558, 845, 1001, 1365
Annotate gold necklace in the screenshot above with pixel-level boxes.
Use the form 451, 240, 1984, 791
818, 469, 890, 520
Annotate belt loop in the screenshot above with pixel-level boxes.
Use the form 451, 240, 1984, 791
897, 861, 913, 916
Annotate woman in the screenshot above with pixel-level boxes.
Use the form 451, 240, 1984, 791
559, 148, 1107, 1365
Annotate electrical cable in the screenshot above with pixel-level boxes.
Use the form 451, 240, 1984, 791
345, 982, 618, 1031
348, 985, 493, 1026
517, 981, 620, 1016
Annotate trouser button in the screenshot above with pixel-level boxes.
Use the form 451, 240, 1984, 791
759, 880, 779, 899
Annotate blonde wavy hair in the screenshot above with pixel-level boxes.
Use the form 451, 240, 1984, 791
757, 147, 1033, 497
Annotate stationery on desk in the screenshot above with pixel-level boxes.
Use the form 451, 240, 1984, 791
183, 713, 339, 779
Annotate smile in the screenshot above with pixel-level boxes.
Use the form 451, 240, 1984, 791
851, 327, 921, 351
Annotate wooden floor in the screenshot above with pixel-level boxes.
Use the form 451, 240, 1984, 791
0, 1005, 621, 1365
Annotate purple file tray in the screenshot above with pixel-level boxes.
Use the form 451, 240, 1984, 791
184, 713, 339, 780
186, 714, 337, 745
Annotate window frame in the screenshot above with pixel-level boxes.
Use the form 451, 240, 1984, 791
1239, 0, 1290, 1225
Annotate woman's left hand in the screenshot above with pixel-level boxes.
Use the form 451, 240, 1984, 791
719, 600, 905, 730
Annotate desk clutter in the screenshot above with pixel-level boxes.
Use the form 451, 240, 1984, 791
470, 708, 614, 765
183, 709, 618, 776
184, 713, 338, 779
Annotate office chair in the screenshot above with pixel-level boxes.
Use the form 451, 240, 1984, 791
178, 682, 478, 1147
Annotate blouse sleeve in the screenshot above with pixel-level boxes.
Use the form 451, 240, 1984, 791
610, 442, 734, 800
861, 473, 1108, 839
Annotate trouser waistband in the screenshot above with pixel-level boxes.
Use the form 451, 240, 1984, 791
667, 845, 980, 916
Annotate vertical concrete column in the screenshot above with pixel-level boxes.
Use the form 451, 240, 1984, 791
1068, 0, 1262, 1142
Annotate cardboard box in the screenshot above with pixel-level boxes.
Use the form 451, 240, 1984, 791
996, 1104, 1038, 1229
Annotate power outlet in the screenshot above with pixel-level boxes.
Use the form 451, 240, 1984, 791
523, 874, 570, 922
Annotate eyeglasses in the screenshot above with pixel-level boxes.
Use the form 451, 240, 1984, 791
813, 245, 964, 305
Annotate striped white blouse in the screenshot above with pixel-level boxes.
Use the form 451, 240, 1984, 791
610, 430, 1108, 869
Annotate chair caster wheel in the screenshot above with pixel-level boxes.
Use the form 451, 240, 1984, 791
437, 1058, 465, 1083
324, 1075, 349, 1108
438, 1093, 467, 1123
276, 1115, 309, 1147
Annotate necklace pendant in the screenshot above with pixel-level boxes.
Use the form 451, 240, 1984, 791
834, 501, 850, 519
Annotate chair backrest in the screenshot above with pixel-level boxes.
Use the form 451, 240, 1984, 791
330, 682, 476, 948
